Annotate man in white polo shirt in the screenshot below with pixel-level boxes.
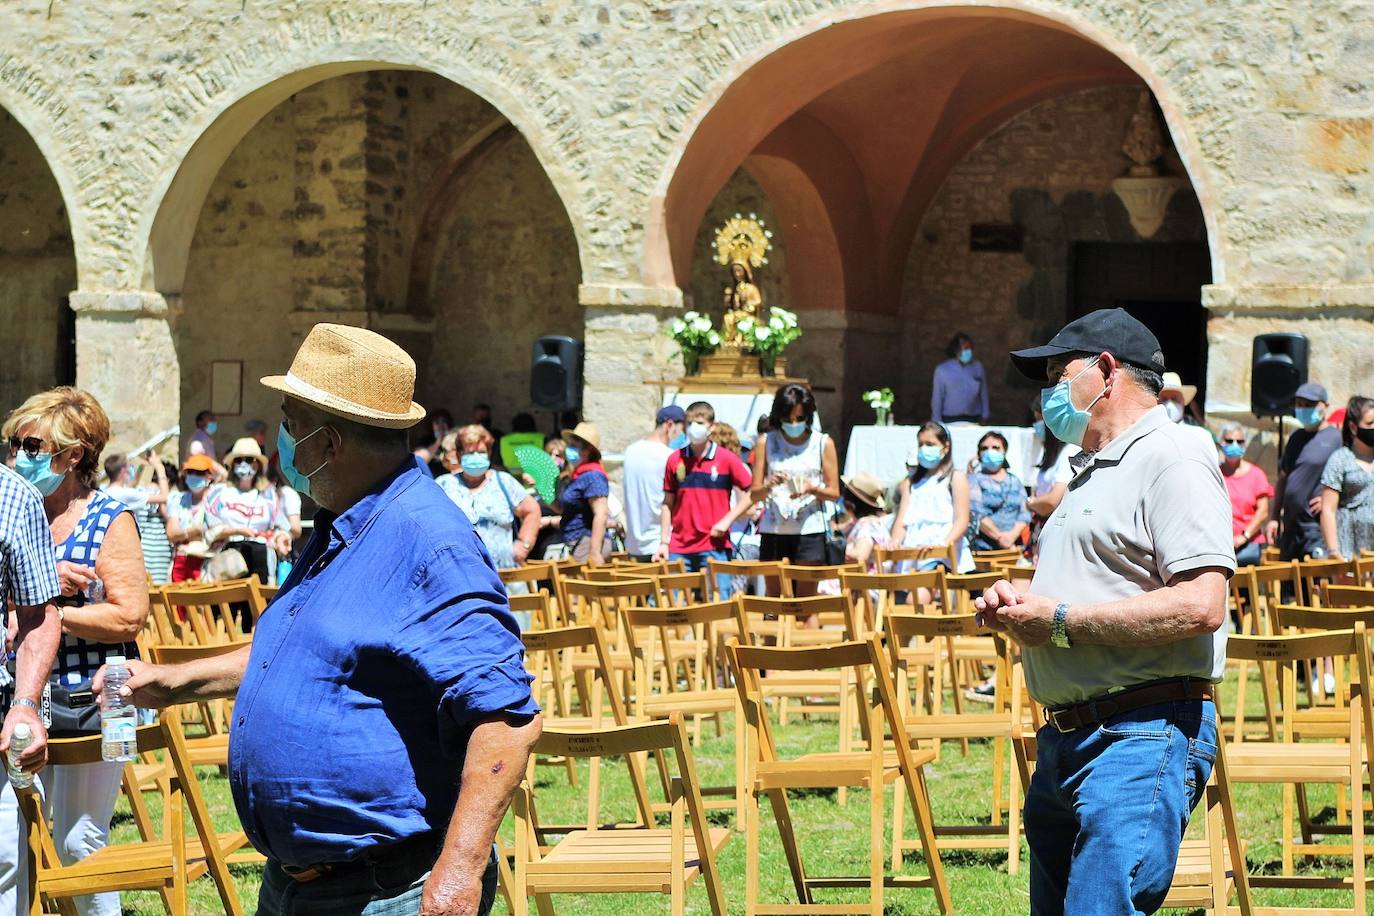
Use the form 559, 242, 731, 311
976, 308, 1234, 915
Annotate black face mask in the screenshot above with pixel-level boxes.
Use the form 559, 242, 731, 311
1356, 427, 1374, 448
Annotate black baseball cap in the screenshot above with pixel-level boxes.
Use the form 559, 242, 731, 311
1009, 308, 1166, 381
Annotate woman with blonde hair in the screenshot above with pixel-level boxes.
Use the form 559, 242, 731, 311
1, 387, 149, 916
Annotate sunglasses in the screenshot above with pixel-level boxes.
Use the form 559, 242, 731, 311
7, 436, 56, 459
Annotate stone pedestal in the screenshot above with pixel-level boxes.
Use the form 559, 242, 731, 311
579, 284, 682, 457
70, 291, 181, 455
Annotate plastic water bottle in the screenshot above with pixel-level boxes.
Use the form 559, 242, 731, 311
6, 724, 33, 788
100, 655, 137, 762
84, 578, 105, 604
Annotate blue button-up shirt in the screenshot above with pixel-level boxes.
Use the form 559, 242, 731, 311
227, 457, 538, 868
931, 358, 990, 422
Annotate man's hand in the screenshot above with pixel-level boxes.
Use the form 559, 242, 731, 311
651, 543, 670, 563
92, 659, 179, 710
420, 859, 489, 916
56, 561, 96, 598
0, 704, 47, 774
1264, 519, 1279, 544
1308, 495, 1323, 517
976, 581, 1057, 646
709, 520, 730, 541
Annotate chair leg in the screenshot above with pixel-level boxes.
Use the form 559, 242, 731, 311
1007, 738, 1022, 876
890, 780, 906, 871
869, 756, 884, 916
746, 789, 760, 915
766, 787, 812, 905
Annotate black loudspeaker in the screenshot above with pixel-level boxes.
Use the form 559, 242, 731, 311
530, 336, 583, 411
1251, 333, 1309, 416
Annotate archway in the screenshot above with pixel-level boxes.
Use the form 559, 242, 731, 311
0, 107, 78, 405
173, 69, 581, 443
653, 4, 1218, 433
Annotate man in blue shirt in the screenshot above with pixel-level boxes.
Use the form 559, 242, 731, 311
931, 331, 991, 424
100, 324, 541, 915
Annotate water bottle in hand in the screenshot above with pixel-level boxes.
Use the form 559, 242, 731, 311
100, 655, 137, 762
84, 578, 104, 604
6, 723, 33, 788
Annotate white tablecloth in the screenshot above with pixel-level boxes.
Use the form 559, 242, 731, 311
843, 425, 1038, 485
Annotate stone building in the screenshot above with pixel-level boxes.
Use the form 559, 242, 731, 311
0, 0, 1370, 458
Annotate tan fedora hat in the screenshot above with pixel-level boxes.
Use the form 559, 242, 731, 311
1160, 371, 1197, 406
841, 471, 887, 511
262, 323, 425, 429
561, 421, 602, 455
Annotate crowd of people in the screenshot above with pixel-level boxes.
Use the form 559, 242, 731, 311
0, 314, 1371, 914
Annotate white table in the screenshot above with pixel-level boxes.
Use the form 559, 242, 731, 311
843, 425, 1038, 485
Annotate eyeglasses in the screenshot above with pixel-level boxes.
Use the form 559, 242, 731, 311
8, 436, 49, 458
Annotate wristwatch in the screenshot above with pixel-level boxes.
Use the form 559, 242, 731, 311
1051, 602, 1072, 649
516, 538, 533, 551
11, 697, 40, 714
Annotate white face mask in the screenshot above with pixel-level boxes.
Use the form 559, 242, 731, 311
687, 422, 711, 444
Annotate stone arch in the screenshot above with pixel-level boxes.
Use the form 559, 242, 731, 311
645, 1, 1226, 299
139, 18, 592, 296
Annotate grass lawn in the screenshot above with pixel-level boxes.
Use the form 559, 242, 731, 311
110, 666, 1360, 914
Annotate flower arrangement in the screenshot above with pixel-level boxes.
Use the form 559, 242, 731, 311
736, 307, 802, 373
862, 387, 896, 425
668, 311, 721, 374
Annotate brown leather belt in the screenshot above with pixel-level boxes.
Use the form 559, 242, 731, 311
1044, 677, 1214, 734
282, 831, 440, 884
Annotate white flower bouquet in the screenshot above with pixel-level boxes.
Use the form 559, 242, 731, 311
667, 311, 721, 374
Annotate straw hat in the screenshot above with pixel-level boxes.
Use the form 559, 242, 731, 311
561, 422, 602, 455
1160, 372, 1197, 406
841, 472, 887, 511
224, 438, 266, 470
261, 323, 425, 429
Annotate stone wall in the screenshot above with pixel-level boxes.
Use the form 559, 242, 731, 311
176, 71, 580, 447
0, 110, 75, 410
899, 85, 1207, 427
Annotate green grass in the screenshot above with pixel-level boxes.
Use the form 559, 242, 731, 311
110, 667, 1362, 914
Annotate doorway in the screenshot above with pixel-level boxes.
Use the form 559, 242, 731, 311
1072, 241, 1212, 406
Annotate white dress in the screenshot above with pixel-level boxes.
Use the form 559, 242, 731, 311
759, 430, 827, 536
898, 472, 974, 572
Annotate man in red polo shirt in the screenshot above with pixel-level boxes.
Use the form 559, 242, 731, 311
653, 401, 753, 596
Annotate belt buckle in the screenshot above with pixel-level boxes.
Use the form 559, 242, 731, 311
1045, 707, 1073, 733
282, 864, 328, 884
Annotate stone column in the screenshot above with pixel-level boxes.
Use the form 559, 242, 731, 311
70, 291, 181, 454
578, 284, 683, 458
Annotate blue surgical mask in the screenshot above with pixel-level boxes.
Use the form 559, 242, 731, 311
1221, 443, 1245, 460
277, 424, 328, 496
14, 450, 66, 496
185, 474, 209, 492
1041, 357, 1106, 447
205, 421, 218, 435
565, 446, 580, 465
460, 453, 491, 476
1295, 406, 1323, 430
959, 348, 974, 365
668, 432, 688, 450
979, 449, 1005, 472
781, 420, 808, 437
916, 445, 944, 469
1032, 420, 1046, 441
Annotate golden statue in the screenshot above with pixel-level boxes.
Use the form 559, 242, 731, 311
713, 214, 772, 350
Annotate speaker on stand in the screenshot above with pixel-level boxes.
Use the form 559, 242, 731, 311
1251, 333, 1308, 541
530, 336, 583, 433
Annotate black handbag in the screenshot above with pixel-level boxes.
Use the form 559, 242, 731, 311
47, 679, 100, 738
823, 501, 848, 566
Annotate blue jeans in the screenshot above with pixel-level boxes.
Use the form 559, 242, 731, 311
257, 847, 498, 915
1234, 541, 1262, 566
1025, 699, 1217, 915
670, 549, 734, 598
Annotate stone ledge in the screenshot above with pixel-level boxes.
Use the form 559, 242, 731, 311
579, 284, 683, 309
1203, 283, 1374, 311
69, 290, 169, 317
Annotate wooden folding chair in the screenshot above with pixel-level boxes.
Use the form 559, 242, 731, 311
624, 599, 748, 826
1010, 709, 1252, 914
873, 545, 958, 575
157, 578, 266, 645
883, 612, 1024, 871
1296, 556, 1358, 605
970, 548, 1023, 571
735, 593, 861, 728
777, 562, 861, 602
839, 568, 945, 636
519, 624, 656, 836
707, 558, 790, 601
1226, 562, 1301, 742
1224, 625, 1373, 910
510, 714, 729, 916
508, 590, 559, 630
728, 637, 952, 914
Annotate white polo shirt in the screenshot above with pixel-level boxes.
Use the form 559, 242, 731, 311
1025, 405, 1236, 706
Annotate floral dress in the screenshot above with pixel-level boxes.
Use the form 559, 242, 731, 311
1319, 447, 1374, 558
967, 471, 1031, 552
